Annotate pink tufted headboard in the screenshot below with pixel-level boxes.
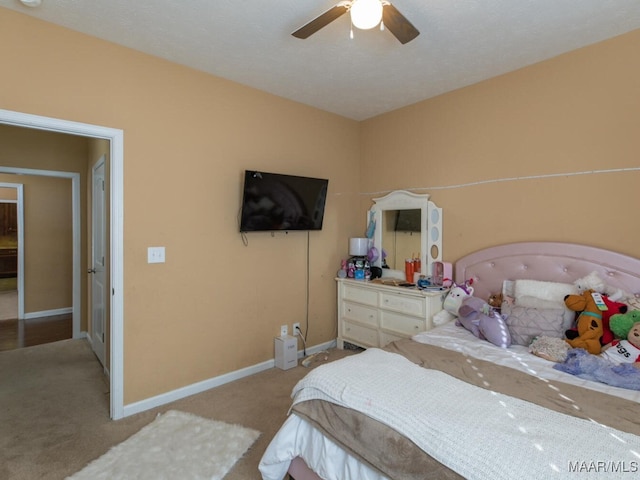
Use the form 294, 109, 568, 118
454, 242, 640, 302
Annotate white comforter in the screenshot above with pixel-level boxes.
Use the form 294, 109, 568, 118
288, 348, 640, 479
260, 323, 640, 480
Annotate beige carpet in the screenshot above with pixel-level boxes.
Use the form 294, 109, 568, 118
0, 338, 355, 480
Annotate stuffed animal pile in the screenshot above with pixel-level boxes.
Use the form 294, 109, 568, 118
559, 286, 640, 374
561, 271, 637, 356
433, 270, 639, 366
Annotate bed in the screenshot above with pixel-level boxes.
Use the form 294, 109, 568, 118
259, 242, 640, 480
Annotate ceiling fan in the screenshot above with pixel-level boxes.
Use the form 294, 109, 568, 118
292, 0, 419, 45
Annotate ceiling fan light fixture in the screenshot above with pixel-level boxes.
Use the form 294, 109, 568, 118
19, 0, 42, 7
350, 0, 383, 30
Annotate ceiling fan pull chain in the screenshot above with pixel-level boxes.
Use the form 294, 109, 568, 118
350, 22, 354, 39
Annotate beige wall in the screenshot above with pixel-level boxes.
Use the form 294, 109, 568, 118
21, 175, 73, 312
0, 187, 17, 200
361, 29, 640, 263
0, 8, 361, 404
0, 126, 86, 318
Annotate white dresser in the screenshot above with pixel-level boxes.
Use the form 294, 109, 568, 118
336, 278, 447, 349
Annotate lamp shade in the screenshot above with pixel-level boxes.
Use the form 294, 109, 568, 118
349, 237, 369, 256
350, 0, 383, 30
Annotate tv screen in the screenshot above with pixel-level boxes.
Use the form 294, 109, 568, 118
395, 209, 421, 232
240, 170, 329, 232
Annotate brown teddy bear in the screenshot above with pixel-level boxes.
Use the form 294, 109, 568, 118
487, 293, 503, 311
564, 290, 604, 355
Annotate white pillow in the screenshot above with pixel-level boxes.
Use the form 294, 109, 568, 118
513, 279, 577, 302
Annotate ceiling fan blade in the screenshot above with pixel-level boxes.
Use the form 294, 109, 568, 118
292, 4, 349, 39
383, 3, 419, 44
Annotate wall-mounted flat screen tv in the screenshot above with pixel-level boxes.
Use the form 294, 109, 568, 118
240, 170, 329, 232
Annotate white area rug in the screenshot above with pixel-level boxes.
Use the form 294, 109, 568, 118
67, 410, 260, 480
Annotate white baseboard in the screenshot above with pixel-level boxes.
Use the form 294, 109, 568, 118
24, 307, 72, 320
122, 339, 337, 418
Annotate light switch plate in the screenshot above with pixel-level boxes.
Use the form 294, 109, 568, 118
147, 246, 165, 263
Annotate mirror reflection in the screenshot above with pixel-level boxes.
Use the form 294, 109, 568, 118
382, 210, 421, 270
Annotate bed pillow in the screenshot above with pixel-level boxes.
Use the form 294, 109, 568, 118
513, 295, 575, 331
501, 303, 567, 346
512, 279, 577, 331
513, 279, 577, 303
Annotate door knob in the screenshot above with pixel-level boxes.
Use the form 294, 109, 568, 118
88, 268, 96, 274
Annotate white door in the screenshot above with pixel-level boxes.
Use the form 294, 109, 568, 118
91, 157, 107, 368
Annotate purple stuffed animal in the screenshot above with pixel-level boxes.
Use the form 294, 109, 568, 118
456, 296, 511, 348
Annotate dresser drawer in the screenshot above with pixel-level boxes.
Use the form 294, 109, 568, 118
342, 320, 379, 347
341, 301, 378, 328
342, 284, 378, 307
380, 310, 426, 336
380, 292, 424, 316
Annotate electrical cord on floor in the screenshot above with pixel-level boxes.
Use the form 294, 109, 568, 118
302, 350, 329, 368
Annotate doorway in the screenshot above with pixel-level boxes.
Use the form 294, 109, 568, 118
0, 197, 18, 325
0, 108, 124, 420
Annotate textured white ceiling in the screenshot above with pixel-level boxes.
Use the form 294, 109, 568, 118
2, 0, 640, 120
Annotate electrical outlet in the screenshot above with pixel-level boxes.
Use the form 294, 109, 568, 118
280, 325, 288, 337
293, 323, 301, 335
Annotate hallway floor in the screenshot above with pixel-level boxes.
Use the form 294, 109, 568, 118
0, 313, 72, 352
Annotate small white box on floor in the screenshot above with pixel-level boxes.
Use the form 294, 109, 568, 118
274, 335, 298, 370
